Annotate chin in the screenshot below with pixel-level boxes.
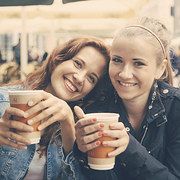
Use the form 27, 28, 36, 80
120, 94, 134, 101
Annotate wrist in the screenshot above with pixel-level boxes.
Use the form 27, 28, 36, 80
61, 113, 75, 127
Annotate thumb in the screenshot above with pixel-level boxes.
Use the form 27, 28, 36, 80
74, 106, 85, 119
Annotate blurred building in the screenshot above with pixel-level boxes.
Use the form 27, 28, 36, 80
138, 0, 173, 33
173, 0, 180, 37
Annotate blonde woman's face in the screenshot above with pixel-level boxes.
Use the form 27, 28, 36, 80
109, 37, 165, 103
48, 46, 106, 101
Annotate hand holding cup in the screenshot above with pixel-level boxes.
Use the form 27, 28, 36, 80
75, 106, 129, 170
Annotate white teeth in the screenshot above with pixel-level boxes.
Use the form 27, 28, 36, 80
119, 81, 136, 87
65, 79, 77, 92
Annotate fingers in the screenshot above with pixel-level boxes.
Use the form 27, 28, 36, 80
108, 145, 129, 157
75, 117, 97, 129
75, 116, 105, 153
102, 129, 126, 139
0, 120, 33, 148
74, 106, 85, 119
27, 103, 55, 125
77, 122, 105, 136
0, 128, 31, 149
27, 94, 72, 127
78, 131, 103, 144
101, 123, 129, 157
26, 96, 54, 121
4, 107, 27, 119
2, 120, 34, 132
38, 116, 56, 130
0, 136, 28, 149
109, 122, 125, 130
77, 140, 101, 153
102, 137, 128, 148
27, 91, 52, 107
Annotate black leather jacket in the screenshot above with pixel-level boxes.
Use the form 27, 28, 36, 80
74, 81, 180, 180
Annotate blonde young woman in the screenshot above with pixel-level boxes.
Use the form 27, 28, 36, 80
74, 17, 180, 180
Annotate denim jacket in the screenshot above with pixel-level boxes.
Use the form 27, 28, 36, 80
0, 87, 86, 180
74, 81, 180, 180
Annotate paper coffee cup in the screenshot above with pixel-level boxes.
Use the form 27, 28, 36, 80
86, 113, 119, 170
9, 90, 43, 144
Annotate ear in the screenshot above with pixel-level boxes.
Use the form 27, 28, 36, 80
155, 59, 167, 79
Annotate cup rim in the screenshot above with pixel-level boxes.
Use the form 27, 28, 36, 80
85, 113, 119, 118
85, 112, 120, 122
8, 90, 44, 95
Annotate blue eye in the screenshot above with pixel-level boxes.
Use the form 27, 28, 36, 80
111, 57, 122, 63
134, 61, 145, 67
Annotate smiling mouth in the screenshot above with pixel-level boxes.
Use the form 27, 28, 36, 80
118, 81, 137, 87
64, 78, 78, 92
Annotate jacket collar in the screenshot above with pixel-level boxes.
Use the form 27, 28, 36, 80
147, 81, 173, 127
147, 92, 167, 127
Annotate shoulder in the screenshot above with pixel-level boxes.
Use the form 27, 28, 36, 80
0, 85, 23, 117
0, 85, 24, 99
158, 81, 180, 100
0, 88, 9, 102
0, 89, 9, 117
157, 81, 180, 119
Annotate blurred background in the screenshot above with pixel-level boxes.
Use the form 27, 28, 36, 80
0, 0, 180, 86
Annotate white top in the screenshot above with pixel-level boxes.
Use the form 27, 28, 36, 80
24, 145, 46, 180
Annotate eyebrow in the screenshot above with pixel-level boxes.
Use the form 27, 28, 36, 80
112, 55, 122, 59
75, 56, 99, 80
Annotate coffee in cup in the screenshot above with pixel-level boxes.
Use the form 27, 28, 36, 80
85, 113, 119, 170
9, 90, 43, 144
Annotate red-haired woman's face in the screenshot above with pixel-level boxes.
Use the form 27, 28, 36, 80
47, 46, 106, 101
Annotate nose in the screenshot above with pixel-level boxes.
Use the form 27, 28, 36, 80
118, 65, 133, 79
73, 72, 86, 85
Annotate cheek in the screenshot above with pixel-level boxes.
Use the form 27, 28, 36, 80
109, 65, 118, 80
109, 64, 114, 77
139, 73, 155, 89
80, 82, 94, 97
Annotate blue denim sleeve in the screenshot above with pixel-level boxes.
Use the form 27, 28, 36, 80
0, 90, 10, 118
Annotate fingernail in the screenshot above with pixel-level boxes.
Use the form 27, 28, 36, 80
102, 141, 107, 146
24, 112, 29, 118
95, 141, 101, 146
99, 123, 104, 128
102, 131, 107, 136
108, 153, 113, 157
38, 126, 42, 131
98, 131, 102, 137
92, 118, 97, 122
27, 120, 33, 125
28, 100, 34, 106
110, 124, 114, 128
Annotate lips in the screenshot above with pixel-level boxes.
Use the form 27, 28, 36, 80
64, 78, 78, 92
118, 80, 137, 87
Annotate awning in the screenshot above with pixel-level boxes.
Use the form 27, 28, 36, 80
0, 0, 89, 6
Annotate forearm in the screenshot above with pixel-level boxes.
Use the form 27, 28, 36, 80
61, 116, 75, 154
117, 134, 180, 180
